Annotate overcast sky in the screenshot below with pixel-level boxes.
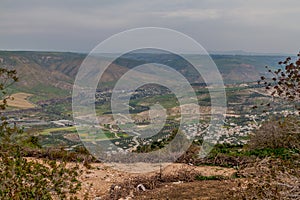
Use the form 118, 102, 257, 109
1, 0, 299, 54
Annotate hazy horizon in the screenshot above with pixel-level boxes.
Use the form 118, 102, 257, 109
1, 0, 299, 54
0, 49, 294, 56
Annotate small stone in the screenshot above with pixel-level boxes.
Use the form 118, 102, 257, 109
172, 181, 183, 185
136, 184, 146, 191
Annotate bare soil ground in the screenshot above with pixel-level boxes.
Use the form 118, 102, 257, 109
136, 179, 238, 200
76, 162, 237, 199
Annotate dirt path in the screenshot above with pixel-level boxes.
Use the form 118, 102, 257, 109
131, 136, 140, 151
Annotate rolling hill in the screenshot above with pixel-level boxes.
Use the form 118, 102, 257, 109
0, 50, 287, 100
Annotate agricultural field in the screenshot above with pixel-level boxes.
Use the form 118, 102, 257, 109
39, 126, 77, 135
6, 92, 35, 109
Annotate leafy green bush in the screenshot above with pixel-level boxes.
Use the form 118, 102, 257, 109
0, 154, 81, 199
0, 67, 81, 199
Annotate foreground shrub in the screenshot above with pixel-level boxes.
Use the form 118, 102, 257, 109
0, 67, 81, 199
259, 52, 300, 105
232, 157, 300, 199
0, 118, 82, 199
248, 115, 300, 150
0, 153, 81, 199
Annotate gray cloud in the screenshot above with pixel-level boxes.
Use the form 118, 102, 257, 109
0, 0, 299, 53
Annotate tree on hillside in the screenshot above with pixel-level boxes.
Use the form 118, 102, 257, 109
0, 67, 81, 199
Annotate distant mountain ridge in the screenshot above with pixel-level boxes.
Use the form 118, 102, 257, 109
208, 50, 292, 56
0, 51, 287, 99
